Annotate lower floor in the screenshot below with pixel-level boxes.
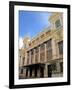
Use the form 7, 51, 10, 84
19, 59, 63, 79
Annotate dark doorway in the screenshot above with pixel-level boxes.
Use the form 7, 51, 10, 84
35, 68, 37, 77
26, 69, 28, 77
30, 69, 32, 77
48, 65, 52, 77
40, 67, 44, 77
21, 68, 23, 74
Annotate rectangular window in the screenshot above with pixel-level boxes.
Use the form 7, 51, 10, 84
23, 57, 25, 65
46, 39, 52, 49
51, 63, 57, 71
46, 39, 52, 60
46, 49, 52, 60
29, 43, 31, 46
26, 69, 28, 77
58, 41, 63, 55
27, 51, 29, 64
21, 69, 23, 74
35, 54, 38, 63
31, 49, 34, 55
31, 49, 34, 63
60, 62, 63, 72
55, 19, 61, 28
35, 47, 39, 53
40, 52, 45, 62
35, 47, 39, 63
40, 43, 45, 51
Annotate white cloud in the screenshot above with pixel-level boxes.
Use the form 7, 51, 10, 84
19, 37, 23, 49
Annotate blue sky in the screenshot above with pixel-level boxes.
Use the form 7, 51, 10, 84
19, 11, 52, 39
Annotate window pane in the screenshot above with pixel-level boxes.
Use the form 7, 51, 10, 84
40, 44, 45, 51
46, 49, 52, 60
35, 54, 39, 63
40, 52, 45, 62
58, 41, 63, 55
60, 62, 63, 72
46, 39, 52, 49
27, 52, 29, 64
35, 47, 39, 53
23, 57, 25, 65
51, 63, 57, 71
31, 49, 34, 55
21, 69, 23, 74
55, 19, 61, 28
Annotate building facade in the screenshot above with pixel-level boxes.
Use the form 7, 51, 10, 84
19, 12, 63, 79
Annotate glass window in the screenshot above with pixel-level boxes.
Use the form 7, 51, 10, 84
24, 44, 26, 48
46, 39, 52, 60
21, 69, 23, 74
31, 49, 34, 55
35, 54, 38, 63
29, 43, 31, 46
27, 51, 29, 64
60, 62, 63, 72
40, 52, 45, 62
35, 47, 39, 53
46, 39, 52, 49
31, 50, 34, 63
23, 57, 25, 65
46, 49, 52, 60
51, 63, 57, 71
58, 41, 63, 55
55, 19, 61, 28
40, 43, 45, 51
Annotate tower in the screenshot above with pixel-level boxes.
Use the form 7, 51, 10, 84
49, 12, 63, 30
23, 36, 30, 48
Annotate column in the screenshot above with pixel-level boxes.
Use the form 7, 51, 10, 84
44, 64, 48, 77
28, 69, 30, 78
29, 51, 31, 64
19, 56, 21, 66
56, 62, 60, 73
25, 52, 27, 65
52, 39, 57, 59
37, 68, 40, 77
56, 43, 60, 58
34, 49, 35, 64
23, 68, 26, 78
45, 43, 47, 62
25, 69, 28, 78
32, 69, 35, 78
21, 56, 23, 66
39, 46, 40, 63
